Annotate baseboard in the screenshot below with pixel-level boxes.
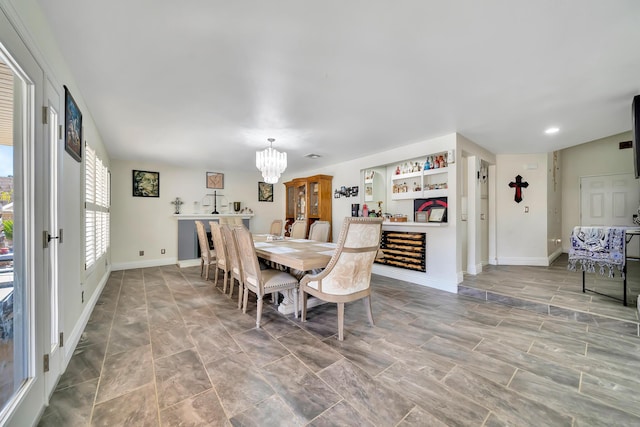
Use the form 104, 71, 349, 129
111, 257, 177, 271
177, 259, 201, 268
372, 264, 458, 293
496, 256, 550, 266
548, 247, 563, 264
62, 265, 111, 368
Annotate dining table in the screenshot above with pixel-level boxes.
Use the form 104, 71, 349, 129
252, 234, 336, 270
252, 234, 337, 315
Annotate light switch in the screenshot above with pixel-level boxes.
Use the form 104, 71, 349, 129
524, 206, 529, 213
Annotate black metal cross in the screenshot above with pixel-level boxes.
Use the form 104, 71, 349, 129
508, 175, 528, 203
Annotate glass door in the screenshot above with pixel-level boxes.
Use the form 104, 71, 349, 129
0, 8, 49, 424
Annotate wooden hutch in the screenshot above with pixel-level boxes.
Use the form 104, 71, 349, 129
283, 174, 333, 239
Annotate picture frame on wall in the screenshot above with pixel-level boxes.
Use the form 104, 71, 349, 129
132, 170, 160, 197
258, 181, 274, 202
206, 171, 224, 189
64, 85, 82, 162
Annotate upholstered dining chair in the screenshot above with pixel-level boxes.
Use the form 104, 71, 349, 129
220, 224, 243, 309
233, 225, 300, 328
209, 221, 230, 293
300, 217, 384, 341
308, 220, 331, 242
290, 219, 308, 239
195, 221, 216, 280
269, 219, 283, 236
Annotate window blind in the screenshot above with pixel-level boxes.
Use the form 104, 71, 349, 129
85, 144, 110, 269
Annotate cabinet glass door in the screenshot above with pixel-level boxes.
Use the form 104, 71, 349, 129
296, 183, 306, 219
309, 181, 319, 217
286, 185, 295, 218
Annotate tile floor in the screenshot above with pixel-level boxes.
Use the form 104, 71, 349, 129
38, 259, 640, 426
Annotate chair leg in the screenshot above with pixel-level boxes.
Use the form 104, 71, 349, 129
364, 296, 374, 326
337, 302, 345, 341
200, 259, 204, 277
243, 286, 249, 314
222, 271, 229, 294
214, 265, 219, 286
293, 288, 298, 319
301, 291, 307, 322
256, 296, 263, 328
227, 275, 233, 299
237, 282, 243, 309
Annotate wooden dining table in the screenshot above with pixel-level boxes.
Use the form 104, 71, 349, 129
252, 234, 336, 271
252, 234, 337, 315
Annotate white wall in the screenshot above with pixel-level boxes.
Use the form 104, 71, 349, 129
280, 133, 461, 291
110, 159, 285, 268
560, 131, 634, 252
496, 153, 549, 265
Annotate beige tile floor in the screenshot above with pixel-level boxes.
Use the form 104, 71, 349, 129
38, 261, 640, 426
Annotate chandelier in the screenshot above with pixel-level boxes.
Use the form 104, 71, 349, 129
256, 138, 287, 184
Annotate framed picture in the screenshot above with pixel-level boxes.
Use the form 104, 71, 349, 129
258, 181, 273, 202
206, 171, 224, 189
132, 170, 160, 197
64, 85, 82, 162
415, 211, 428, 223
428, 207, 446, 222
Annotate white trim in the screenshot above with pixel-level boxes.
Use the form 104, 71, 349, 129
548, 247, 563, 265
496, 256, 550, 266
62, 267, 110, 368
111, 257, 177, 271
372, 264, 458, 293
177, 258, 201, 268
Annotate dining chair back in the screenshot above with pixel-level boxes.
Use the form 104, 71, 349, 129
220, 224, 243, 309
290, 219, 307, 239
233, 225, 300, 328
269, 219, 283, 236
209, 221, 230, 292
308, 220, 331, 242
300, 216, 383, 340
195, 220, 216, 280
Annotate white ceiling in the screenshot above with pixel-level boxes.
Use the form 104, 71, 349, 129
36, 0, 640, 176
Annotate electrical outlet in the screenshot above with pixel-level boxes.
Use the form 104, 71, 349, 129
139, 250, 144, 256
161, 249, 166, 254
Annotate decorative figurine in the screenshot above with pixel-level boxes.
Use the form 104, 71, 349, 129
171, 197, 184, 214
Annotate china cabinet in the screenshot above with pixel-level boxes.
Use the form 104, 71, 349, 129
284, 174, 333, 239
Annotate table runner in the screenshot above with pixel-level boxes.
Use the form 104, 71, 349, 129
567, 226, 626, 278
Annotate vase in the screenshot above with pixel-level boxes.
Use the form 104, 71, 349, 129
233, 202, 241, 213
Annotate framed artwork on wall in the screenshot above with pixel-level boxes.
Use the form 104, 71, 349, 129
206, 171, 224, 189
258, 181, 273, 202
64, 85, 82, 162
132, 170, 160, 197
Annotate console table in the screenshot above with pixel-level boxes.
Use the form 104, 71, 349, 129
173, 214, 253, 267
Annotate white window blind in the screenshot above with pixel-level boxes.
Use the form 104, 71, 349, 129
85, 144, 110, 270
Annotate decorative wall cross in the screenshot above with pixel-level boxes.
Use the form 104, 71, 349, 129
508, 175, 528, 203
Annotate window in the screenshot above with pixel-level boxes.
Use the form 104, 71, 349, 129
85, 144, 109, 269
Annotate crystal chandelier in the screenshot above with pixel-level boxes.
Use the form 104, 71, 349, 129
256, 138, 287, 184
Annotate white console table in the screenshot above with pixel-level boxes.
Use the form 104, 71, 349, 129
174, 214, 253, 267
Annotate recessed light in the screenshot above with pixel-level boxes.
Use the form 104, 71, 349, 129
305, 153, 322, 159
544, 127, 560, 135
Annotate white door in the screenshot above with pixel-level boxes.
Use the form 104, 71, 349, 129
0, 7, 54, 426
43, 78, 62, 397
580, 173, 640, 256
581, 174, 640, 226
